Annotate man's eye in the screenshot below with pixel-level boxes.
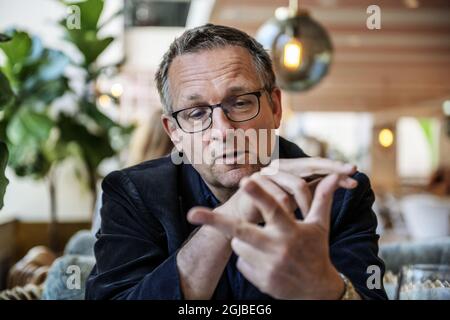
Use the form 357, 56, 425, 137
188, 108, 208, 119
233, 99, 252, 108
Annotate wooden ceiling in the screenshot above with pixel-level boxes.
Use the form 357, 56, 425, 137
209, 0, 450, 113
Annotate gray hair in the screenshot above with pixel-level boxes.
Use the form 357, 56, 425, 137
155, 23, 276, 114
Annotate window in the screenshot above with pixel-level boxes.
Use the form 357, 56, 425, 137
397, 117, 440, 180
283, 112, 373, 171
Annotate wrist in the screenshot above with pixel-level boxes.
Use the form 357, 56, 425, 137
321, 267, 346, 300
210, 207, 234, 242
215, 197, 262, 224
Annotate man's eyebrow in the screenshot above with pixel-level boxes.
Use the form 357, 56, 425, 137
225, 86, 250, 95
183, 86, 252, 103
186, 93, 203, 101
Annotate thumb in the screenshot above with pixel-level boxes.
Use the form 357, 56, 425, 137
187, 206, 242, 240
187, 206, 215, 225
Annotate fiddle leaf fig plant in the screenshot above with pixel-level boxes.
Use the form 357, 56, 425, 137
57, 0, 132, 211
0, 29, 70, 250
0, 63, 13, 209
0, 29, 70, 181
0, 0, 132, 234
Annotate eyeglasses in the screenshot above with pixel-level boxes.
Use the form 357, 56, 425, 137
171, 89, 264, 133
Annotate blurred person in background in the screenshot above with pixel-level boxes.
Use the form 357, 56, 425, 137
127, 109, 175, 166
91, 109, 173, 233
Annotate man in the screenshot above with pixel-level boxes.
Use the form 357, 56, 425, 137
85, 24, 387, 300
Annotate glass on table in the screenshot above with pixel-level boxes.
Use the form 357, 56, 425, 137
396, 264, 450, 300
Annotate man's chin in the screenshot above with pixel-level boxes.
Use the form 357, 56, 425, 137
211, 163, 261, 189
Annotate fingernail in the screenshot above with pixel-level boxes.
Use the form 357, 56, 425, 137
344, 164, 356, 172
243, 180, 257, 194
187, 210, 196, 221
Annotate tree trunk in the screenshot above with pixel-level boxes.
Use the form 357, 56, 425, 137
48, 167, 59, 253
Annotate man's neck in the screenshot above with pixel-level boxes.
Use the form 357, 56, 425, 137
205, 182, 237, 204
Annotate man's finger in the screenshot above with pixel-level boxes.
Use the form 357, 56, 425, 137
267, 158, 356, 178
242, 179, 294, 227
236, 257, 267, 293
308, 176, 358, 194
263, 171, 313, 218
303, 174, 341, 231
187, 207, 270, 246
339, 176, 358, 189
250, 175, 297, 214
231, 238, 273, 263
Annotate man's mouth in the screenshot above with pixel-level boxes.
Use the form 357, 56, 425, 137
214, 150, 248, 162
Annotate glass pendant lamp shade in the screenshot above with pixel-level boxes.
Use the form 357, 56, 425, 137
256, 7, 333, 92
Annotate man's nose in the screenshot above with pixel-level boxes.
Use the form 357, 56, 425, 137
210, 107, 234, 140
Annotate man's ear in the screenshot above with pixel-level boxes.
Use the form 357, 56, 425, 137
161, 114, 183, 152
269, 87, 282, 129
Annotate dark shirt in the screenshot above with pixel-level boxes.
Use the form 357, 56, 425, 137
85, 136, 387, 300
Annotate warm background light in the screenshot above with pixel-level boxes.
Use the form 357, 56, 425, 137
98, 94, 112, 108
283, 38, 302, 70
378, 128, 394, 148
110, 83, 123, 98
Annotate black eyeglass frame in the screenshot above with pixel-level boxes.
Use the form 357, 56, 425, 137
171, 88, 266, 133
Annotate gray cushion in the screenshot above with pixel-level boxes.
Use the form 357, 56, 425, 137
41, 255, 95, 300
380, 237, 450, 274
63, 230, 96, 257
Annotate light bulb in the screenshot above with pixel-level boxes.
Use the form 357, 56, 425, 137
111, 83, 123, 98
283, 38, 302, 70
98, 94, 111, 108
378, 128, 394, 148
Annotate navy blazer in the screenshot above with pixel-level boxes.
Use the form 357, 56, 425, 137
85, 137, 387, 300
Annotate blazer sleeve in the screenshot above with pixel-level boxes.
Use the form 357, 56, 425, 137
85, 170, 184, 300
329, 172, 388, 300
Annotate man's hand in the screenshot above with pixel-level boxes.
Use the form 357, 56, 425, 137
215, 157, 357, 224
188, 172, 357, 299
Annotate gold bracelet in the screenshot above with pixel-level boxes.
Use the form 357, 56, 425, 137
339, 273, 361, 300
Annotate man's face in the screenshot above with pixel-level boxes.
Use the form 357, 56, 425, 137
162, 46, 282, 190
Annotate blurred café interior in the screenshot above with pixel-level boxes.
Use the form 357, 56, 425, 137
0, 0, 449, 299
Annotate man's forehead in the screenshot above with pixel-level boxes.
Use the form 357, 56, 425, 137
172, 46, 253, 68
168, 47, 260, 104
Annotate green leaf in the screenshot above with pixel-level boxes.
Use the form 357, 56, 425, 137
22, 77, 70, 106
0, 30, 32, 82
34, 49, 70, 82
0, 70, 14, 110
5, 109, 54, 179
7, 109, 54, 145
58, 113, 115, 168
63, 29, 113, 66
0, 31, 69, 100
0, 141, 8, 209
81, 100, 117, 130
61, 0, 104, 31
19, 46, 69, 99
418, 118, 438, 167
0, 33, 12, 42
8, 142, 51, 179
59, 1, 114, 66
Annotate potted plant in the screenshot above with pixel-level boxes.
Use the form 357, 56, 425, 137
0, 0, 132, 251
